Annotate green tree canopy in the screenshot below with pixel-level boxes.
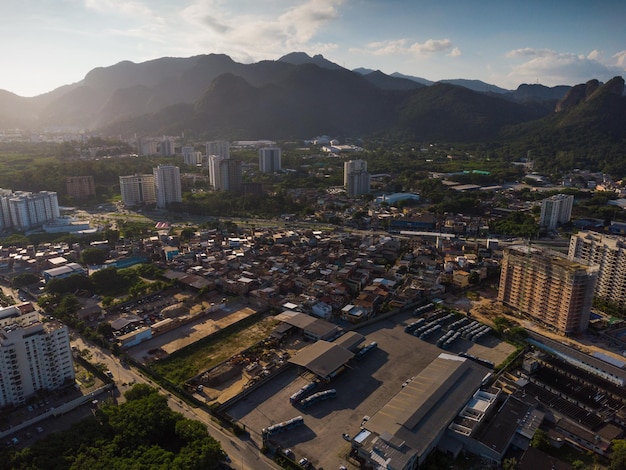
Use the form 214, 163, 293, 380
4, 384, 224, 470
81, 247, 108, 266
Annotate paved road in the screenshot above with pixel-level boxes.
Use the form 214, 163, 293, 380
73, 337, 278, 470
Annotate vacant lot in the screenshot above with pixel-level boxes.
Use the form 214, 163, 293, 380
151, 320, 277, 386
225, 310, 515, 470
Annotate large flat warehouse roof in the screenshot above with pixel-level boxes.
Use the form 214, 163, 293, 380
288, 340, 354, 378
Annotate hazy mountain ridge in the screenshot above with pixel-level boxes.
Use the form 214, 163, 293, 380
498, 77, 626, 174
0, 52, 623, 150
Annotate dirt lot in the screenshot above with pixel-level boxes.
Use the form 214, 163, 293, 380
449, 289, 626, 364
225, 309, 515, 470
127, 305, 258, 363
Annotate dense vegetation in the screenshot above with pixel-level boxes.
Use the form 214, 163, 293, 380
1, 385, 225, 470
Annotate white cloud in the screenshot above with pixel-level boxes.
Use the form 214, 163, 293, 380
504, 48, 625, 86
83, 0, 153, 17
587, 49, 602, 61
505, 48, 553, 59
178, 0, 343, 60
409, 39, 454, 55
614, 50, 626, 68
358, 38, 457, 57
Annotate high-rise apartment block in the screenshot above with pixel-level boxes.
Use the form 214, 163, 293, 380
119, 174, 156, 207
158, 139, 175, 157
0, 312, 74, 408
0, 190, 60, 231
153, 165, 182, 208
208, 155, 242, 192
66, 176, 96, 199
344, 159, 370, 196
498, 245, 598, 335
569, 231, 626, 308
259, 147, 282, 173
206, 141, 230, 160
539, 194, 574, 229
181, 146, 202, 165
137, 137, 158, 156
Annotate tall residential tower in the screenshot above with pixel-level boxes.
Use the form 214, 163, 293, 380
539, 194, 574, 229
0, 314, 74, 408
208, 155, 242, 192
569, 231, 626, 309
153, 165, 182, 208
259, 147, 282, 173
119, 174, 156, 207
344, 159, 370, 196
498, 245, 598, 334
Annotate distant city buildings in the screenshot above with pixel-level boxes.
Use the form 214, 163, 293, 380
206, 141, 230, 160
153, 165, 182, 208
181, 145, 202, 165
498, 245, 598, 334
569, 231, 626, 309
0, 190, 60, 231
137, 137, 158, 156
344, 159, 370, 196
158, 138, 175, 157
259, 147, 282, 173
119, 174, 157, 207
0, 312, 74, 408
120, 166, 182, 208
66, 175, 95, 199
539, 194, 574, 229
208, 155, 242, 192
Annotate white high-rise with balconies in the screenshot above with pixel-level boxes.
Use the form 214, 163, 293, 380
153, 165, 182, 208
0, 317, 74, 408
119, 174, 156, 207
569, 230, 626, 309
208, 155, 242, 192
0, 190, 60, 231
539, 194, 574, 229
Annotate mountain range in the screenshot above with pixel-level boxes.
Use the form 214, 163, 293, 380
0, 52, 624, 150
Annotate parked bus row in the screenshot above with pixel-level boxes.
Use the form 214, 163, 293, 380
290, 381, 318, 404
355, 341, 377, 360
298, 389, 337, 409
262, 415, 304, 438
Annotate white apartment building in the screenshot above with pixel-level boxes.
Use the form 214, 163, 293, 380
569, 230, 626, 308
153, 165, 182, 208
344, 159, 371, 196
0, 320, 74, 408
208, 155, 242, 192
119, 174, 156, 207
259, 147, 282, 173
0, 190, 60, 231
539, 194, 574, 229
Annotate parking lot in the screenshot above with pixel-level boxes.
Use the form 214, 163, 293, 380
225, 310, 515, 470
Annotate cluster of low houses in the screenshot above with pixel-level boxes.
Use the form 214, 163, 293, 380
147, 224, 495, 322
1, 221, 498, 326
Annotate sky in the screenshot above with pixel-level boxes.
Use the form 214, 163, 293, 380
1, 0, 625, 97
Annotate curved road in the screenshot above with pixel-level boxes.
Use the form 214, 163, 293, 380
73, 338, 278, 470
